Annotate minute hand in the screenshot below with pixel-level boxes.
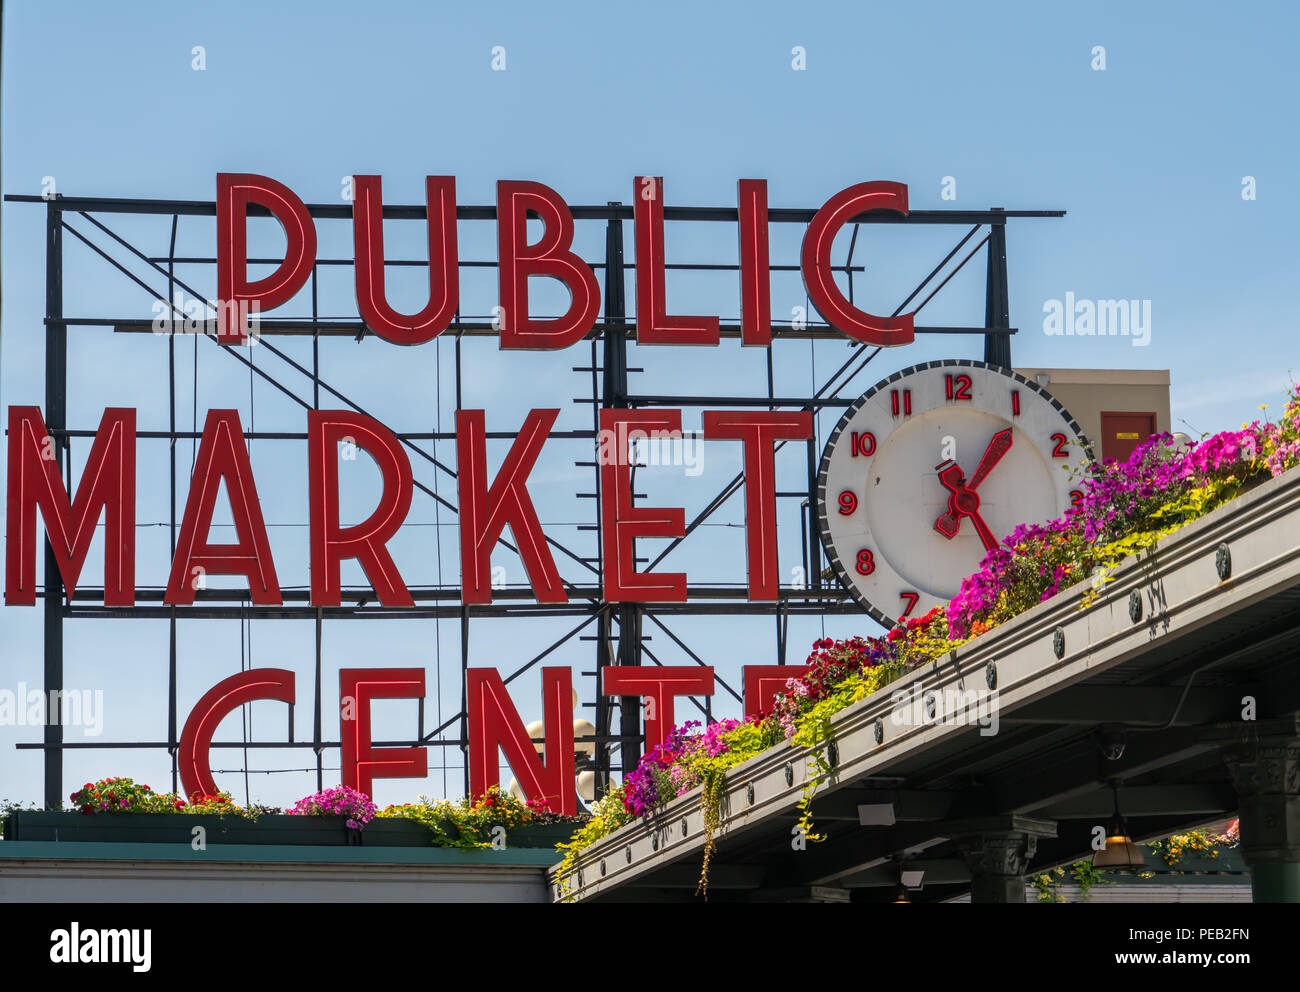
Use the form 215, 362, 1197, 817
966, 427, 1013, 491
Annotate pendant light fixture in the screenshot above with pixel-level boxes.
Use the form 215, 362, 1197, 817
1091, 780, 1146, 872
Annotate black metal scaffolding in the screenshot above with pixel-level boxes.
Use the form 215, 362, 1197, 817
4, 190, 1063, 809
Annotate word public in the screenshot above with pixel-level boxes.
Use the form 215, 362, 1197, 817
213, 173, 917, 347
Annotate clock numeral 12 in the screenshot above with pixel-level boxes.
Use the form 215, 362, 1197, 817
890, 389, 912, 416
945, 374, 972, 401
899, 591, 920, 617
850, 431, 876, 456
855, 549, 875, 575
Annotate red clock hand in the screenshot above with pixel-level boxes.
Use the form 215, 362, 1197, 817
933, 428, 1013, 551
934, 463, 965, 538
966, 427, 1013, 491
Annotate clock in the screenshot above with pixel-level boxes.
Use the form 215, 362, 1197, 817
815, 360, 1092, 628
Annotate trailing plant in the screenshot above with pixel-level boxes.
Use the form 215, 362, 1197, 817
1030, 860, 1109, 902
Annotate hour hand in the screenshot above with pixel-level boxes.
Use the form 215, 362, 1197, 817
934, 462, 965, 538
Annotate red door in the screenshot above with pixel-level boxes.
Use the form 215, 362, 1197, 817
1100, 411, 1157, 463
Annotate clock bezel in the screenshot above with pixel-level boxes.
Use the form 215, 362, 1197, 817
814, 359, 1094, 629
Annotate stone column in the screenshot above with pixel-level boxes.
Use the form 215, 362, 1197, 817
1222, 719, 1300, 903
950, 815, 1057, 903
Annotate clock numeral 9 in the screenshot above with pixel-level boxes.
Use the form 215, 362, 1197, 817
838, 490, 858, 515
945, 374, 972, 401
850, 431, 876, 456
855, 549, 875, 575
899, 591, 919, 617
890, 388, 912, 417
1050, 433, 1069, 458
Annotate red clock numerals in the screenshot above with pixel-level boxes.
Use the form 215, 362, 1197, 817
838, 490, 857, 515
855, 549, 875, 575
890, 389, 912, 416
1070, 489, 1084, 506
1050, 433, 1069, 458
1011, 389, 1021, 416
945, 374, 972, 401
899, 591, 919, 617
850, 431, 876, 456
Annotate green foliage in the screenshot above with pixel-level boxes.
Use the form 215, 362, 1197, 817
1030, 860, 1110, 902
378, 786, 587, 851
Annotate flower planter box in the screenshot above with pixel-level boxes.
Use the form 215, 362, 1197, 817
502, 823, 580, 849
355, 818, 435, 847
2, 811, 582, 849
3, 811, 357, 846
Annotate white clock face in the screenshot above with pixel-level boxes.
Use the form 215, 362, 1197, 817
816, 361, 1092, 628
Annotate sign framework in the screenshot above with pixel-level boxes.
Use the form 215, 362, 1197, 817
4, 184, 1063, 809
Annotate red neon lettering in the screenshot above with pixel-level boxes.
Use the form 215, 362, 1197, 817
634, 176, 720, 346
602, 667, 714, 754
598, 409, 687, 602
308, 410, 414, 607
165, 409, 280, 605
216, 173, 316, 344
179, 669, 295, 800
702, 410, 811, 600
352, 175, 459, 345
5, 406, 135, 606
456, 408, 565, 604
741, 665, 812, 719
340, 668, 428, 800
801, 181, 913, 346
496, 180, 600, 349
467, 667, 576, 814
737, 179, 772, 346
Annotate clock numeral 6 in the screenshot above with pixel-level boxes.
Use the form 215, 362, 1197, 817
899, 591, 919, 617
944, 373, 972, 401
890, 389, 912, 417
855, 549, 875, 575
1050, 433, 1069, 458
850, 431, 876, 457
838, 490, 858, 515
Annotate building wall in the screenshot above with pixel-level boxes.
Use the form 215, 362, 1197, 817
1014, 368, 1171, 457
0, 858, 552, 902
0, 843, 556, 903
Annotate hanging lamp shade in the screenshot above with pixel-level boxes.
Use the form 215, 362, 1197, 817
1091, 783, 1146, 872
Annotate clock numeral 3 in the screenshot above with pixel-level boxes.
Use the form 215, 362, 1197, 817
945, 374, 972, 401
838, 490, 858, 515
850, 431, 876, 456
855, 549, 875, 575
890, 389, 912, 417
1069, 489, 1084, 506
899, 591, 919, 617
1050, 433, 1069, 458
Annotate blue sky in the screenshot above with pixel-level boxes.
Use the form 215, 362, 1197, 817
2, 0, 1298, 809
